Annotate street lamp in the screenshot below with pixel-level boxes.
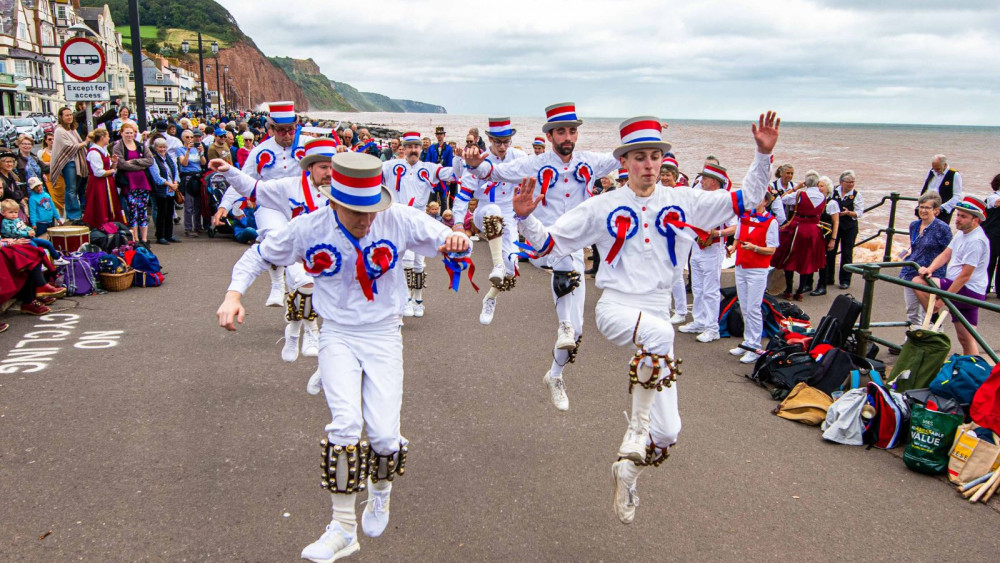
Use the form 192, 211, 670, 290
181, 34, 208, 118
223, 65, 229, 113
211, 41, 221, 115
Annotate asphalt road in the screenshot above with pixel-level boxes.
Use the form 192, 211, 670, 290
1, 234, 998, 561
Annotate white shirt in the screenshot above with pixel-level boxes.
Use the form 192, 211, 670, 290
453, 147, 527, 219
517, 151, 770, 295
946, 227, 989, 294
927, 169, 964, 213
825, 198, 842, 216
471, 150, 619, 227
381, 159, 452, 211
735, 213, 781, 248
986, 192, 999, 208
86, 145, 112, 177
221, 166, 328, 223
257, 204, 465, 328
769, 197, 786, 224
242, 136, 300, 182
164, 134, 185, 160
834, 186, 865, 219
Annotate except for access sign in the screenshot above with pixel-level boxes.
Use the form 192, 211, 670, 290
60, 37, 106, 82
64, 82, 110, 102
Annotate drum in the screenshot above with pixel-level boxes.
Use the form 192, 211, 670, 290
47, 225, 90, 253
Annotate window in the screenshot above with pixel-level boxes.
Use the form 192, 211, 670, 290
155, 73, 163, 81
56, 6, 68, 20
41, 25, 55, 47
17, 20, 29, 41
14, 60, 26, 77
165, 89, 173, 101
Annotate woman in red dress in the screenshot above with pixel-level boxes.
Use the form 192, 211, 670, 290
771, 170, 827, 300
82, 129, 126, 228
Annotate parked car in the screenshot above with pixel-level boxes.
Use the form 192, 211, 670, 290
10, 117, 42, 144
32, 115, 55, 136
0, 117, 17, 148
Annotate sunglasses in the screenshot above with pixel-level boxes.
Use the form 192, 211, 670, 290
273, 127, 296, 135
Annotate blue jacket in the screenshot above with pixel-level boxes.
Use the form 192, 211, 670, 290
424, 142, 453, 167
29, 190, 60, 225
148, 153, 180, 197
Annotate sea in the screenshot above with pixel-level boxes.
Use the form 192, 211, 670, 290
311, 111, 1000, 237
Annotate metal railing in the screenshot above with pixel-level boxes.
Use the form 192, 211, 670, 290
845, 261, 999, 363
852, 192, 920, 261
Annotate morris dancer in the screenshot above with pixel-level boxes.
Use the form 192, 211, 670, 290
210, 138, 338, 362
512, 112, 779, 524
382, 132, 454, 318
215, 101, 307, 308
462, 102, 619, 411
216, 152, 471, 562
659, 155, 690, 324
452, 117, 527, 324
532, 136, 546, 155
728, 191, 779, 364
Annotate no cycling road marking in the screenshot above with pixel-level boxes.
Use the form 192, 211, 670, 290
1, 313, 123, 374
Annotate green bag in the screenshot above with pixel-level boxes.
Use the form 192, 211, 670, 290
903, 404, 964, 475
889, 329, 952, 393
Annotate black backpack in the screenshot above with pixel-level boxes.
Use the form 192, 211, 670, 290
807, 347, 855, 395
751, 351, 818, 391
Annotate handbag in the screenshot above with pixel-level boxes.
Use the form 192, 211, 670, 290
948, 423, 1000, 485
174, 190, 185, 204
773, 382, 833, 426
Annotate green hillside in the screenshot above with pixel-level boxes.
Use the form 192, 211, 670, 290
269, 58, 354, 112
80, 0, 246, 45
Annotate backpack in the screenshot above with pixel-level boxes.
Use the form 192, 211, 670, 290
929, 355, 991, 407
889, 329, 953, 393
752, 351, 818, 392
131, 246, 161, 274
807, 346, 855, 395
133, 270, 165, 287
60, 254, 97, 296
862, 382, 909, 449
971, 364, 1000, 434
903, 388, 965, 417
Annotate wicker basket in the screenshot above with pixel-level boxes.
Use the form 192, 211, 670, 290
98, 269, 134, 292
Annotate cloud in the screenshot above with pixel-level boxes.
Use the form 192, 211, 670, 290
215, 0, 1000, 125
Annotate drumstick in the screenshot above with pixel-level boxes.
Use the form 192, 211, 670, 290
921, 294, 936, 330
962, 482, 985, 499
970, 469, 1000, 502
960, 471, 994, 492
931, 310, 950, 332
982, 469, 1000, 503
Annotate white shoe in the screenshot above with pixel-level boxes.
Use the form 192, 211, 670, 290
488, 264, 505, 288
669, 313, 686, 324
542, 371, 569, 411
555, 321, 576, 350
413, 302, 425, 318
479, 297, 496, 325
678, 322, 702, 334
306, 368, 323, 395
361, 483, 391, 538
470, 235, 480, 242
612, 460, 640, 525
403, 298, 415, 317
740, 351, 761, 364
729, 347, 745, 356
696, 330, 720, 343
300, 521, 360, 563
302, 321, 320, 357
281, 322, 302, 362
617, 423, 649, 463
265, 283, 284, 307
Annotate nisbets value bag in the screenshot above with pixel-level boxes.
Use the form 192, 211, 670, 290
929, 354, 991, 407
903, 403, 964, 475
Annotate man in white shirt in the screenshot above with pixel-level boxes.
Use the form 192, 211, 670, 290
831, 170, 864, 289
512, 112, 779, 525
216, 152, 471, 562
913, 196, 989, 355
919, 154, 963, 224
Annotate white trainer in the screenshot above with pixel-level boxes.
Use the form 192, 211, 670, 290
302, 321, 320, 357
306, 368, 323, 395
677, 322, 703, 334
542, 371, 569, 411
617, 423, 649, 463
470, 235, 480, 242
612, 460, 640, 525
696, 330, 721, 343
479, 297, 497, 325
555, 321, 576, 350
488, 264, 505, 288
281, 322, 302, 362
361, 484, 391, 538
265, 283, 284, 308
403, 299, 415, 317
729, 347, 745, 356
413, 303, 425, 318
300, 521, 360, 563
669, 313, 686, 324
740, 351, 762, 364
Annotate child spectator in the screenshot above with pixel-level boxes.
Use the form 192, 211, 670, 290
229, 197, 259, 244
27, 177, 61, 236
426, 201, 443, 222
442, 209, 455, 228
1, 199, 59, 261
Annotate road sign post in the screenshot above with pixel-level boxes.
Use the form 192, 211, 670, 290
59, 38, 106, 82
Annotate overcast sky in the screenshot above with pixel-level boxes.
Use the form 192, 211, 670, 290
215, 0, 999, 126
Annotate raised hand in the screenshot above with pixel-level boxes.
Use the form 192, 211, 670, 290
752, 111, 780, 154
461, 147, 488, 168
207, 158, 231, 172
513, 177, 543, 218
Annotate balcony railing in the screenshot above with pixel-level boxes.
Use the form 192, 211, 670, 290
26, 76, 57, 92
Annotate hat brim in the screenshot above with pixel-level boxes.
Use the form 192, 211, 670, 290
954, 207, 985, 221
487, 129, 517, 139
267, 117, 298, 126
541, 120, 583, 134
318, 184, 395, 213
299, 154, 332, 170
612, 141, 672, 160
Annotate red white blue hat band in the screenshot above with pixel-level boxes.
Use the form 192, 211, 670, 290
319, 152, 393, 212
612, 116, 672, 159
299, 138, 338, 169
617, 168, 629, 180
533, 136, 546, 146
955, 196, 986, 220
543, 102, 583, 133
267, 101, 296, 124
401, 132, 421, 145
487, 117, 515, 138
701, 164, 729, 186
661, 156, 679, 169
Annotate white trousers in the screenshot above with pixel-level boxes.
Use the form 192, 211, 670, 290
284, 262, 310, 292
549, 250, 586, 339
401, 251, 426, 273
903, 286, 924, 327
473, 203, 518, 276
735, 266, 769, 349
596, 291, 681, 447
690, 243, 724, 331
671, 243, 691, 315
320, 323, 405, 455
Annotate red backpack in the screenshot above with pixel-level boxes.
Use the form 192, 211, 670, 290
862, 382, 908, 449
971, 364, 1000, 434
